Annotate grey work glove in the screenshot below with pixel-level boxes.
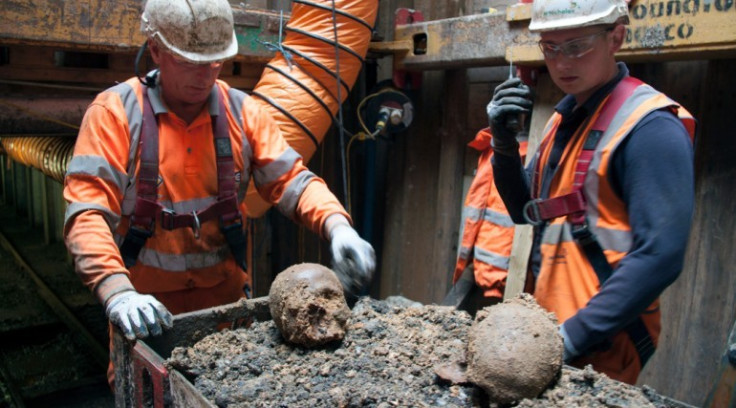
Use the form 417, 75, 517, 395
329, 224, 376, 296
106, 290, 173, 341
487, 77, 533, 156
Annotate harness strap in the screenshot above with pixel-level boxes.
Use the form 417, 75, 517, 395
120, 85, 247, 272
525, 77, 642, 226
527, 77, 657, 366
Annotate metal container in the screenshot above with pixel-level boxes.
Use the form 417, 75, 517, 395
112, 296, 697, 408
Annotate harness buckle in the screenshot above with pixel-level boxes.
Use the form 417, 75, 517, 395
522, 199, 545, 226
570, 220, 595, 245
160, 208, 175, 230
191, 211, 201, 239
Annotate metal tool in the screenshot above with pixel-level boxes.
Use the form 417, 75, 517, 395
506, 56, 526, 133
440, 266, 476, 308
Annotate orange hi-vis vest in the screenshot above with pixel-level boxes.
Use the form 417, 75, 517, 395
530, 77, 695, 383
63, 77, 348, 311
453, 128, 528, 298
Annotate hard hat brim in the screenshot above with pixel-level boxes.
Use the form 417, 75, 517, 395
156, 31, 239, 64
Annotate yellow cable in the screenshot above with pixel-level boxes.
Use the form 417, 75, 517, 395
356, 88, 398, 136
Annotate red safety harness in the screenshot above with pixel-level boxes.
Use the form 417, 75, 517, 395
523, 77, 656, 366
119, 85, 248, 274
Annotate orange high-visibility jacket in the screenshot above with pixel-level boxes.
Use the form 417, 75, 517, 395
63, 78, 349, 312
453, 128, 528, 298
532, 81, 695, 383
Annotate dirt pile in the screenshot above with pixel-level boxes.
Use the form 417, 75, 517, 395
166, 296, 672, 407
467, 294, 563, 403
268, 263, 350, 347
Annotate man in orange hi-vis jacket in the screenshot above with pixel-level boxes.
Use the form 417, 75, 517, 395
450, 128, 528, 312
62, 0, 375, 381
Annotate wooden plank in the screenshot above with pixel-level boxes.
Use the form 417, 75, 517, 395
431, 69, 469, 301
503, 72, 564, 300
509, 1, 736, 65
636, 59, 736, 407
384, 0, 736, 71
169, 370, 216, 408
0, 46, 264, 90
0, 0, 282, 60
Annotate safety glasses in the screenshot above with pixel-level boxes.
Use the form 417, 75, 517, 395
169, 52, 225, 69
538, 29, 612, 60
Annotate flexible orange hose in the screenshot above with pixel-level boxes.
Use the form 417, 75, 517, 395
245, 0, 378, 217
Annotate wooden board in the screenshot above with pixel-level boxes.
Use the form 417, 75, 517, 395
636, 58, 736, 407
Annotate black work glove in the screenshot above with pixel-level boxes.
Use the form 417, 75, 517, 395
487, 77, 533, 156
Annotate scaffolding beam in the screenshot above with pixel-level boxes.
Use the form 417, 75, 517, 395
377, 2, 736, 71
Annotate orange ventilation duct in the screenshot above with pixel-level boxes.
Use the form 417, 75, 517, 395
245, 0, 378, 217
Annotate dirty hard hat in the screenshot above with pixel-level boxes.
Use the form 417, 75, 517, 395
528, 0, 630, 32
141, 0, 238, 63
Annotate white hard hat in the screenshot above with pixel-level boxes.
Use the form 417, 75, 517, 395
141, 0, 238, 63
528, 0, 630, 32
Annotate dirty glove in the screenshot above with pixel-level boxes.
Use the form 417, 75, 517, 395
105, 290, 173, 341
487, 77, 533, 156
329, 223, 376, 295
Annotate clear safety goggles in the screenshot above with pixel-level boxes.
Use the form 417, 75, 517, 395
538, 29, 612, 60
169, 52, 225, 69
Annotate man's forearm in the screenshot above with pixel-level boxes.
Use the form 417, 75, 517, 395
492, 152, 532, 224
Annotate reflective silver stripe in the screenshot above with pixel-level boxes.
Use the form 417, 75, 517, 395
136, 244, 232, 271
66, 155, 128, 193
107, 82, 144, 216
591, 226, 632, 253
541, 223, 632, 253
107, 83, 143, 178
157, 197, 218, 215
585, 84, 668, 232
121, 179, 137, 216
462, 205, 513, 227
474, 246, 510, 270
65, 202, 120, 229
462, 206, 482, 223
483, 208, 514, 228
276, 170, 316, 217
254, 147, 301, 187
228, 88, 252, 202
458, 245, 472, 261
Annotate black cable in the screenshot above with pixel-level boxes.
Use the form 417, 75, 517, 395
134, 41, 150, 86
280, 44, 351, 94
251, 91, 319, 148
285, 26, 365, 63
263, 63, 337, 129
330, 0, 348, 211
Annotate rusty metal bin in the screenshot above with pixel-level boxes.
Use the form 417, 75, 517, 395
111, 296, 698, 408
112, 296, 271, 408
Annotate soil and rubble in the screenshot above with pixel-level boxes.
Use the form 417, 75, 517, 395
166, 296, 675, 408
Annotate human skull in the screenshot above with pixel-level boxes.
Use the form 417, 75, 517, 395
268, 263, 351, 347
